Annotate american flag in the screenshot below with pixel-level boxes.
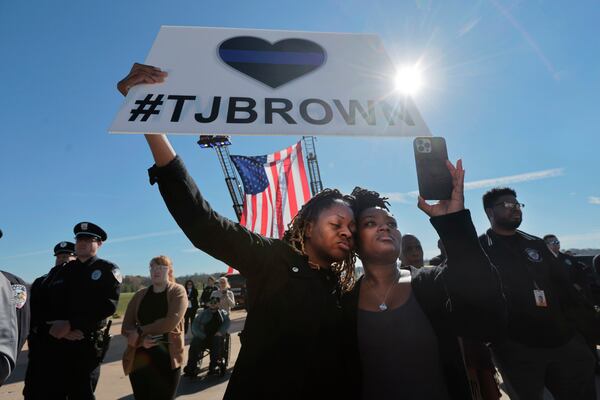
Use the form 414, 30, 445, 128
231, 141, 312, 239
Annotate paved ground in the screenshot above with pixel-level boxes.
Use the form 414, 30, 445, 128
0, 310, 247, 400
2, 311, 599, 399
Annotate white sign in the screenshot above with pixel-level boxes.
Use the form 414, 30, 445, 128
109, 26, 431, 137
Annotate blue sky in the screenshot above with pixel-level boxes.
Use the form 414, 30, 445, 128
1, 1, 599, 282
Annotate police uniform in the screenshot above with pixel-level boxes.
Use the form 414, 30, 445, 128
23, 241, 75, 399
0, 228, 30, 386
556, 251, 600, 306
57, 223, 121, 400
480, 229, 597, 399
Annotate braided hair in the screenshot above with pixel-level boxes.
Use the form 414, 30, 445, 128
282, 188, 357, 292
350, 187, 390, 216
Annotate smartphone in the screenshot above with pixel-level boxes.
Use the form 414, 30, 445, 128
413, 137, 452, 200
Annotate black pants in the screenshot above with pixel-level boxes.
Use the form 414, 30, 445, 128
23, 333, 56, 399
25, 335, 81, 400
185, 335, 224, 372
129, 346, 181, 400
184, 307, 198, 334
492, 335, 596, 400
62, 340, 101, 400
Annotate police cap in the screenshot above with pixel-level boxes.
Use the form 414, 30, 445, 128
54, 241, 76, 256
74, 222, 107, 241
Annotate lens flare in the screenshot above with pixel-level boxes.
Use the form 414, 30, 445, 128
395, 66, 424, 95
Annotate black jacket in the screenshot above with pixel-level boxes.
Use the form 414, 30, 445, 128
187, 287, 199, 309
341, 210, 506, 400
149, 156, 346, 400
54, 257, 121, 333
479, 230, 586, 347
200, 285, 217, 307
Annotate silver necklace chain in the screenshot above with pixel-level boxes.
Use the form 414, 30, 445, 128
368, 267, 400, 312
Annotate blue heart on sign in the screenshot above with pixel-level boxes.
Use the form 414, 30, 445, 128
218, 37, 326, 88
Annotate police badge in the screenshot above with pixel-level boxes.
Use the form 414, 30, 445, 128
525, 248, 542, 263
12, 284, 27, 309
91, 269, 102, 280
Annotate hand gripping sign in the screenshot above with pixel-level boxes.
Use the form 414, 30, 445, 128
110, 26, 431, 137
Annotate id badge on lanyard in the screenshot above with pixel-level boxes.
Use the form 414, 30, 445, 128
533, 289, 547, 307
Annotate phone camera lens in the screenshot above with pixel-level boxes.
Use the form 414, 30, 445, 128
418, 145, 425, 152
424, 142, 431, 148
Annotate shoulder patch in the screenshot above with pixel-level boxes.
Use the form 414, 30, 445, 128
12, 284, 27, 309
112, 267, 122, 284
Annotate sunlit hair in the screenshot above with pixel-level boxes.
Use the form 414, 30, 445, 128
350, 187, 390, 216
282, 188, 357, 292
219, 276, 231, 289
482, 187, 517, 210
150, 255, 175, 283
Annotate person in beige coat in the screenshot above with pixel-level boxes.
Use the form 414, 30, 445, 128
122, 255, 187, 400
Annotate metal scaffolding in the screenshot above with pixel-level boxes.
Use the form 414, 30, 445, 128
302, 136, 324, 196
197, 136, 245, 221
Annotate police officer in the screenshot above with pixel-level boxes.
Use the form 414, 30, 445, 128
480, 188, 596, 399
0, 228, 30, 386
23, 241, 76, 399
49, 222, 121, 399
544, 234, 600, 306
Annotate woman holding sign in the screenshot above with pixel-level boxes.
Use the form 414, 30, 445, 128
341, 165, 505, 400
118, 63, 358, 400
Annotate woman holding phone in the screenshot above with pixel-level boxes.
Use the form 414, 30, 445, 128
122, 255, 187, 400
342, 161, 505, 400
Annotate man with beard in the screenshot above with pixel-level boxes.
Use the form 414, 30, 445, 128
479, 187, 596, 399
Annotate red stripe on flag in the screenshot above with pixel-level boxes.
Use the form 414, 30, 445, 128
250, 195, 258, 232
270, 151, 285, 238
283, 149, 298, 218
295, 142, 312, 201
260, 191, 268, 236
240, 198, 248, 227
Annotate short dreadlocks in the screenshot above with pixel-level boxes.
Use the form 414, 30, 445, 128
350, 187, 390, 216
282, 188, 356, 292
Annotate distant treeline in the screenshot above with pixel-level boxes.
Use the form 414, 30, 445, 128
121, 272, 224, 293
567, 249, 600, 257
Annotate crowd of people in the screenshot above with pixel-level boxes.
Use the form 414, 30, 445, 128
1, 61, 600, 400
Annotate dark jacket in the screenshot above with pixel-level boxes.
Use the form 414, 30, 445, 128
192, 308, 231, 339
187, 287, 199, 309
149, 156, 346, 400
54, 257, 121, 333
200, 285, 217, 307
341, 210, 506, 400
557, 251, 600, 307
479, 230, 585, 347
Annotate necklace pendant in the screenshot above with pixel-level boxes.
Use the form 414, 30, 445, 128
378, 303, 388, 311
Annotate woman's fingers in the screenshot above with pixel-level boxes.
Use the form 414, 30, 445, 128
118, 64, 168, 96
417, 196, 433, 215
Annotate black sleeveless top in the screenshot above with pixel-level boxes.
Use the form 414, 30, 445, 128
357, 291, 450, 400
